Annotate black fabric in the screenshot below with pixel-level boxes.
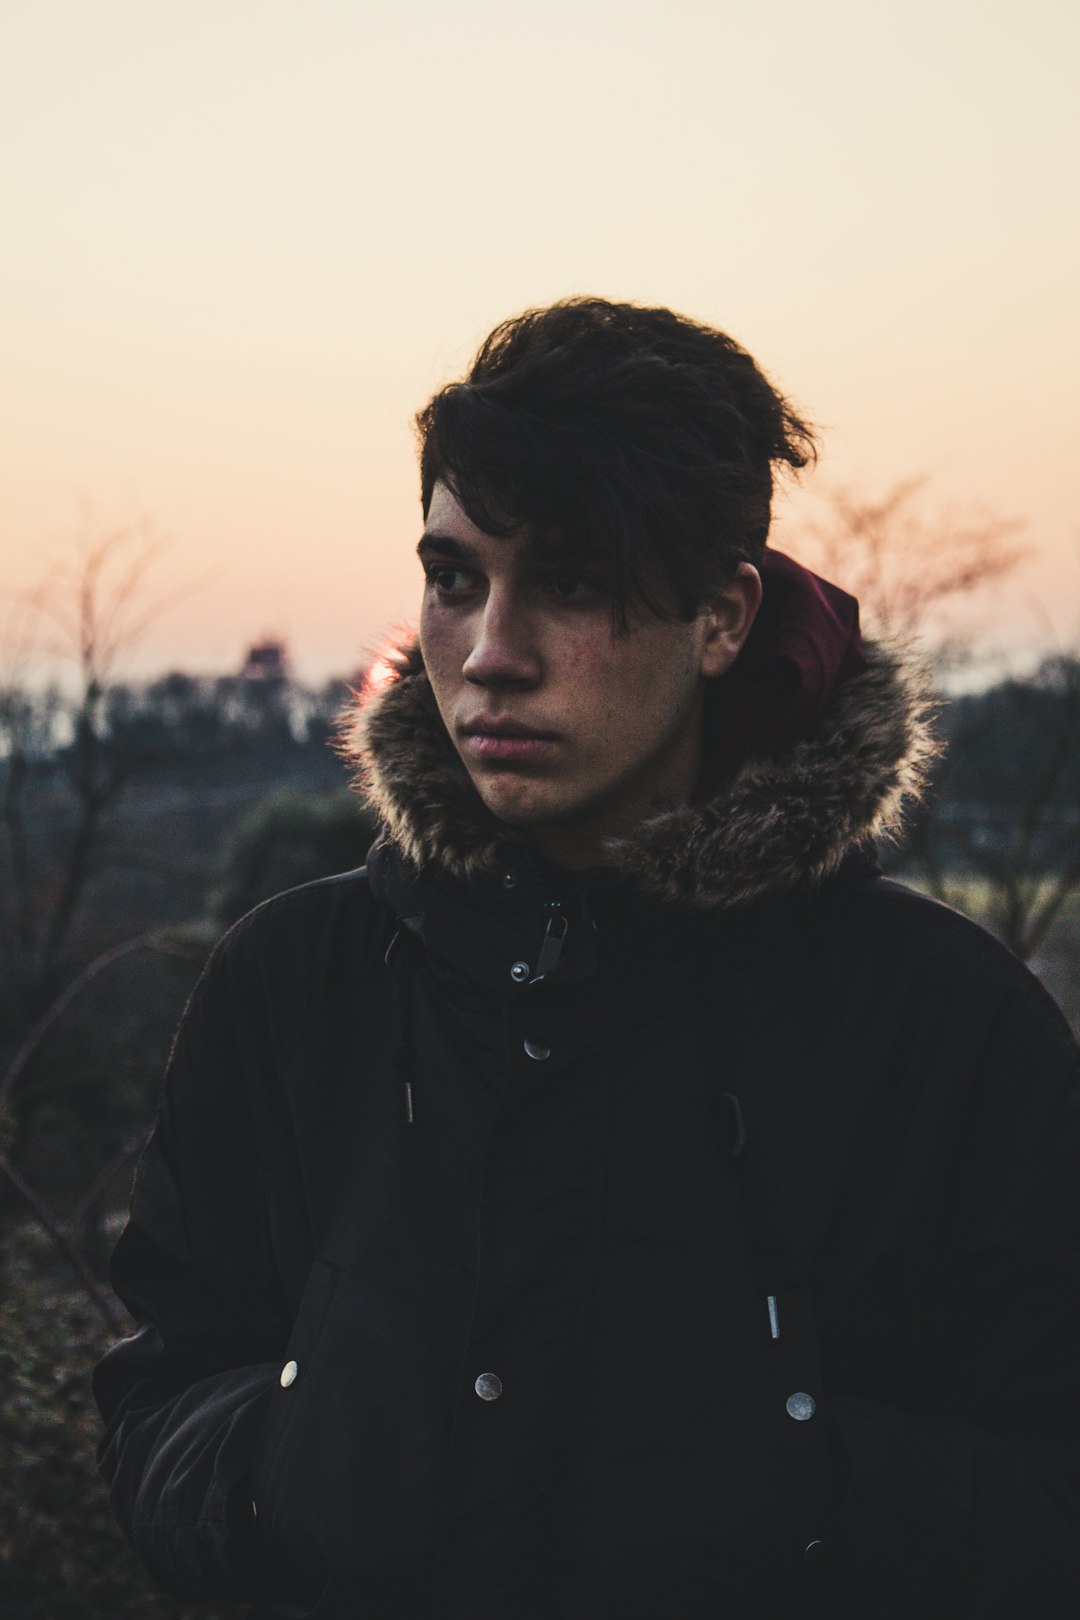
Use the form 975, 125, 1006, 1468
94, 849, 1080, 1618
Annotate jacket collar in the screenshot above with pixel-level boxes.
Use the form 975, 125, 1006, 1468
340, 585, 936, 916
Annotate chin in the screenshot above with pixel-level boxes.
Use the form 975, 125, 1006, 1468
471, 774, 570, 829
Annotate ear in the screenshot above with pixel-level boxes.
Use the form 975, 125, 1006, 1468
698, 562, 763, 679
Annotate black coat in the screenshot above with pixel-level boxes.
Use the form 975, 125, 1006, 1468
94, 638, 1080, 1618
93, 850, 1080, 1617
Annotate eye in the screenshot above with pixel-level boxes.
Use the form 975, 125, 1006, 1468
424, 564, 477, 599
545, 570, 602, 603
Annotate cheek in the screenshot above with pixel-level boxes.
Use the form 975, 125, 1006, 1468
419, 637, 456, 731
554, 639, 621, 724
419, 605, 462, 689
590, 638, 698, 745
556, 644, 666, 747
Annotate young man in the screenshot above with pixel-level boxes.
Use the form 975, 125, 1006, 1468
95, 299, 1080, 1618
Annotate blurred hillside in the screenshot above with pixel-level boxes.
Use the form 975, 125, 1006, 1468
1, 633, 1078, 1614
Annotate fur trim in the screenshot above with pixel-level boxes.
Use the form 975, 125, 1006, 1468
338, 638, 938, 912
341, 643, 510, 882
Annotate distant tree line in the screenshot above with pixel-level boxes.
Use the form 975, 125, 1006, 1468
905, 654, 1080, 960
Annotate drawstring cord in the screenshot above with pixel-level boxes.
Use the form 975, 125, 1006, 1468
708, 942, 787, 1345
385, 924, 420, 1125
715, 1088, 779, 1339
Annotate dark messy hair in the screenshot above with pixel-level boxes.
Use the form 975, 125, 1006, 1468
414, 296, 817, 629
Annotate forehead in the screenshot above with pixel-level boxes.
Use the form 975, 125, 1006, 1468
425, 482, 500, 545
422, 481, 582, 567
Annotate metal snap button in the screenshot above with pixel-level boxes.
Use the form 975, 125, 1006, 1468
510, 961, 530, 984
523, 1039, 551, 1060
474, 1372, 503, 1400
280, 1360, 298, 1388
786, 1391, 816, 1421
502, 870, 517, 889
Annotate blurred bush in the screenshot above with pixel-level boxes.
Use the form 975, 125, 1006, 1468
0, 1227, 244, 1619
208, 786, 380, 925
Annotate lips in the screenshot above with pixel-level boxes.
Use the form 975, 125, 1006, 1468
460, 717, 558, 762
462, 717, 557, 740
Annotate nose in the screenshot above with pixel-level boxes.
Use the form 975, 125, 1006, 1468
462, 588, 542, 689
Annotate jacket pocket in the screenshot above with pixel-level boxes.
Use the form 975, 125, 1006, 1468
251, 1257, 343, 1542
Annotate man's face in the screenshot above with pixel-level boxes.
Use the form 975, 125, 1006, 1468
417, 481, 760, 870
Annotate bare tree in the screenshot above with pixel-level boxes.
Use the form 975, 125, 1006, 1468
0, 520, 208, 1323
1, 518, 202, 989
786, 478, 1080, 981
787, 474, 1029, 644
0, 599, 61, 956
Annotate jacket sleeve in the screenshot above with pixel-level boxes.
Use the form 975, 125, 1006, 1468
93, 921, 289, 1602
826, 975, 1080, 1615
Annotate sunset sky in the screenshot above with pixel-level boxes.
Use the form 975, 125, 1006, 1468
2, 0, 1077, 686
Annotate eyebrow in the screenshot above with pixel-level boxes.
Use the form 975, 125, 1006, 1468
416, 529, 593, 571
416, 532, 480, 565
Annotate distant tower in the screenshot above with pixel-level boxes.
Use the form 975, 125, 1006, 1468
241, 639, 289, 680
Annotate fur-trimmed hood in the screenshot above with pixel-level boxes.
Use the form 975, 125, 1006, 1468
341, 634, 936, 913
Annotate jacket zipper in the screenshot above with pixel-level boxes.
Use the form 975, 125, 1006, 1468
531, 900, 569, 983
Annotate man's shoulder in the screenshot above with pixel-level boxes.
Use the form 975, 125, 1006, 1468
210, 865, 392, 989
825, 873, 1074, 1046
839, 874, 1022, 970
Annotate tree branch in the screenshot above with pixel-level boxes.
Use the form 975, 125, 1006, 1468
0, 1147, 125, 1336
0, 934, 156, 1109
